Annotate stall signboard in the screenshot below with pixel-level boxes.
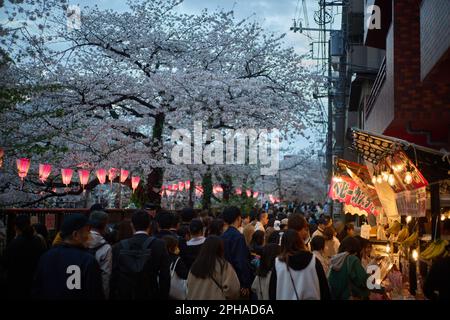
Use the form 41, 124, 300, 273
329, 175, 379, 216
395, 186, 426, 217
45, 214, 56, 230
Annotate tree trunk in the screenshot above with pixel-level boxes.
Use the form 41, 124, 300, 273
221, 174, 233, 202
146, 112, 165, 206
202, 168, 212, 210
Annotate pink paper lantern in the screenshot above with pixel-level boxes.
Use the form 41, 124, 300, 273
16, 158, 31, 180
131, 176, 140, 192
96, 168, 107, 184
185, 180, 191, 190
108, 168, 118, 183
246, 190, 252, 197
120, 169, 129, 183
78, 169, 90, 188
61, 168, 73, 186
178, 181, 185, 191
235, 188, 242, 195
172, 184, 178, 191
39, 164, 52, 183
167, 185, 173, 191
253, 192, 259, 198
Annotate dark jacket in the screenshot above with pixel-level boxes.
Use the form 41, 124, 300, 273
154, 229, 178, 239
180, 237, 205, 271
221, 226, 254, 289
169, 253, 189, 280
423, 256, 450, 300
2, 234, 47, 299
268, 250, 330, 300
32, 243, 104, 299
110, 233, 170, 300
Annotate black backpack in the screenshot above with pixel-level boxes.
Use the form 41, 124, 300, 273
116, 236, 156, 299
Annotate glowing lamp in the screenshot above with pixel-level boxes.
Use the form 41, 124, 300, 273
235, 188, 242, 195
404, 171, 413, 184
108, 168, 118, 183
178, 181, 184, 191
412, 249, 418, 261
78, 170, 90, 188
185, 180, 190, 190
96, 168, 107, 184
39, 164, 52, 183
17, 158, 31, 180
246, 190, 252, 197
253, 192, 259, 198
61, 168, 73, 186
120, 169, 129, 183
131, 176, 140, 192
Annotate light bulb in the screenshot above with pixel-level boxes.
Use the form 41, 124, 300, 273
382, 171, 389, 182
386, 244, 390, 253
377, 175, 383, 184
404, 172, 413, 184
412, 249, 418, 261
406, 216, 412, 223
441, 214, 446, 221
372, 176, 377, 185
388, 174, 395, 186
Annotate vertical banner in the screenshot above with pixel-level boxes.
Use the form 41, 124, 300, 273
45, 214, 56, 230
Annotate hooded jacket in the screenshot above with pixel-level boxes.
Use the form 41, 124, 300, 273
269, 251, 330, 300
328, 252, 369, 300
86, 230, 112, 298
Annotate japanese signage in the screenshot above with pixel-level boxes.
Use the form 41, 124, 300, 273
328, 175, 379, 216
395, 186, 427, 217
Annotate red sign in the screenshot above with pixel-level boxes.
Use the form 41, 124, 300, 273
45, 214, 56, 230
328, 176, 379, 216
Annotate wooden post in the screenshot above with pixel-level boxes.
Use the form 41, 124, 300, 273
430, 183, 440, 240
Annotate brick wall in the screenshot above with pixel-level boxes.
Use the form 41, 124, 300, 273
420, 0, 450, 80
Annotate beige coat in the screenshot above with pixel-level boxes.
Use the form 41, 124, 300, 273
187, 259, 240, 300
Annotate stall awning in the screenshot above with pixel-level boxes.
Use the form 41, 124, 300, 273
348, 128, 450, 184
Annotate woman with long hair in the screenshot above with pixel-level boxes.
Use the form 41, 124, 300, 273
268, 229, 330, 300
251, 243, 280, 300
187, 236, 240, 300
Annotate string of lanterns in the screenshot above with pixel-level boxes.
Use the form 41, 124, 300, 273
15, 158, 141, 193
371, 156, 414, 187
13, 157, 281, 203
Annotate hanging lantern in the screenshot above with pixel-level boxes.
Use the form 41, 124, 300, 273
388, 168, 395, 186
376, 172, 383, 184
0, 148, 4, 168
78, 170, 90, 188
371, 174, 377, 185
131, 176, 140, 192
172, 184, 178, 191
185, 180, 191, 190
253, 192, 259, 198
120, 169, 129, 183
108, 168, 118, 184
16, 158, 31, 180
246, 190, 252, 197
235, 188, 242, 195
178, 181, 185, 191
167, 185, 173, 191
96, 168, 107, 184
39, 164, 52, 183
404, 164, 413, 184
412, 249, 418, 261
61, 168, 73, 187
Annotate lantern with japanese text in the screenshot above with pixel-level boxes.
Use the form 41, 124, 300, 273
78, 170, 90, 189
96, 168, 107, 184
39, 164, 52, 183
61, 168, 73, 187
16, 158, 31, 180
120, 169, 129, 183
131, 176, 140, 193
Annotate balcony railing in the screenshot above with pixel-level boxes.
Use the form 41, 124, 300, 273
365, 56, 386, 119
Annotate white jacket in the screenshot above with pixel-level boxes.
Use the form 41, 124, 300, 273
87, 230, 112, 298
274, 257, 321, 300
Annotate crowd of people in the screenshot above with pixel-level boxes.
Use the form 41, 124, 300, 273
0, 202, 448, 300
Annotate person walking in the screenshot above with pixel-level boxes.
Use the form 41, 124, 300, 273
251, 243, 280, 300
311, 236, 330, 276
86, 210, 113, 299
328, 236, 369, 300
180, 218, 205, 270
187, 236, 240, 300
268, 229, 330, 300
32, 214, 104, 299
2, 215, 47, 299
221, 206, 254, 299
287, 213, 311, 250
110, 210, 170, 300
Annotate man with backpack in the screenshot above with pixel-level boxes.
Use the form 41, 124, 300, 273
110, 210, 170, 300
86, 210, 112, 299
